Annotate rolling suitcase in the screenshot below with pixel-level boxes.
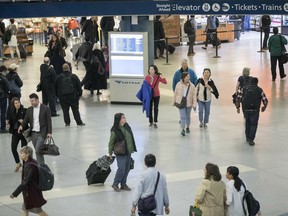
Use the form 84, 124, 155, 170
18, 44, 27, 59
86, 161, 111, 185
167, 44, 175, 54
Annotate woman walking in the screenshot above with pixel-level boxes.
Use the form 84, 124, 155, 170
7, 97, 27, 172
145, 64, 167, 128
196, 68, 219, 128
173, 72, 197, 136
108, 113, 137, 192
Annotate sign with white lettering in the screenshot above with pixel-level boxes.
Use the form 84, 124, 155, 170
0, 0, 287, 18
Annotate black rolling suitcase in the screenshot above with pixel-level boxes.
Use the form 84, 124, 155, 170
18, 44, 27, 59
167, 44, 175, 54
86, 155, 115, 185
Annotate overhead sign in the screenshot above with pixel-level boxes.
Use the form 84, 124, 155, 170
0, 0, 287, 18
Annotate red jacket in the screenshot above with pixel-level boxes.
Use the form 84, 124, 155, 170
145, 74, 167, 97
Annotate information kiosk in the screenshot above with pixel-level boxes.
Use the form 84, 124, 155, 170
109, 32, 148, 103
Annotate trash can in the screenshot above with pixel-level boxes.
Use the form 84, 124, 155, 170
229, 19, 242, 40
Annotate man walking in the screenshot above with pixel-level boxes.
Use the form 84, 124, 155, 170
186, 15, 197, 56
261, 15, 271, 50
172, 59, 198, 91
0, 19, 6, 61
18, 93, 52, 163
0, 68, 10, 133
55, 63, 85, 127
236, 77, 268, 146
131, 154, 170, 216
40, 57, 59, 117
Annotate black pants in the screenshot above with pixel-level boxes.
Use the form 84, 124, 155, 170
149, 96, 160, 124
271, 55, 285, 80
154, 40, 165, 57
60, 98, 83, 125
188, 34, 196, 54
11, 132, 27, 163
138, 212, 156, 216
262, 27, 270, 48
42, 90, 57, 115
0, 97, 7, 130
244, 110, 259, 141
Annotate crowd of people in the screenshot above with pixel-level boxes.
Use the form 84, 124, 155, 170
0, 15, 285, 216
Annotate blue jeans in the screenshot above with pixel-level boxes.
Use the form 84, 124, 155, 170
198, 100, 211, 124
0, 97, 7, 130
113, 154, 131, 186
244, 110, 259, 141
179, 107, 192, 129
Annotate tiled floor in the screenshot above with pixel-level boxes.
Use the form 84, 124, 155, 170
0, 31, 288, 215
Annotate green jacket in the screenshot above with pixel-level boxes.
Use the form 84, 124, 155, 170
108, 123, 137, 155
268, 34, 287, 56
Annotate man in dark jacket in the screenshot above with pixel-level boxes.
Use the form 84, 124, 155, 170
0, 19, 6, 61
55, 63, 85, 127
154, 16, 165, 59
261, 15, 271, 50
40, 57, 59, 117
236, 77, 268, 146
56, 30, 68, 57
81, 16, 99, 44
100, 16, 115, 47
0, 67, 10, 133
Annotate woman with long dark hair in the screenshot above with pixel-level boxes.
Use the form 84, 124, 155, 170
48, 33, 65, 75
195, 163, 226, 216
145, 64, 167, 128
7, 97, 27, 172
226, 166, 246, 216
108, 113, 137, 192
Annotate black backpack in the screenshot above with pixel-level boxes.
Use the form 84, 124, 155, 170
4, 29, 12, 44
241, 76, 253, 90
60, 75, 75, 95
242, 183, 260, 216
184, 20, 193, 34
242, 85, 261, 110
27, 162, 54, 191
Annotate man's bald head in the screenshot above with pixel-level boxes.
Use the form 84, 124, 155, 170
62, 63, 70, 72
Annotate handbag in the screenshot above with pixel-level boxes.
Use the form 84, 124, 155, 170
138, 172, 160, 213
113, 140, 126, 155
175, 84, 190, 109
40, 137, 60, 156
36, 83, 42, 92
189, 205, 202, 216
279, 35, 288, 64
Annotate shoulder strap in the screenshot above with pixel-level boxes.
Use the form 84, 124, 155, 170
241, 182, 247, 215
153, 75, 160, 89
185, 84, 190, 97
279, 35, 286, 52
153, 172, 160, 195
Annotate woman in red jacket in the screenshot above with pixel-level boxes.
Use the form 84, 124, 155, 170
145, 65, 167, 128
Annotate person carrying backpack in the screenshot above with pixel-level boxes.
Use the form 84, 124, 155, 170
235, 77, 268, 146
186, 15, 197, 56
10, 146, 48, 216
54, 63, 85, 127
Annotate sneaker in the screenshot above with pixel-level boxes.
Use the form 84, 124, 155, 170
248, 140, 255, 146
149, 123, 153, 127
202, 46, 207, 50
181, 129, 185, 136
153, 123, 158, 129
77, 123, 86, 127
204, 124, 208, 128
120, 184, 131, 191
112, 185, 121, 192
186, 128, 190, 133
199, 122, 204, 128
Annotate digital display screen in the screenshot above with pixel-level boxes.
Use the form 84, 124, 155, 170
111, 56, 144, 77
110, 34, 143, 55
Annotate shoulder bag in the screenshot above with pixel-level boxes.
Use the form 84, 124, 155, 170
138, 172, 160, 213
113, 129, 127, 155
279, 35, 288, 64
175, 84, 190, 109
40, 137, 60, 156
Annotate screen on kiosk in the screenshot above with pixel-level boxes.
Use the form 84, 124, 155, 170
110, 33, 144, 77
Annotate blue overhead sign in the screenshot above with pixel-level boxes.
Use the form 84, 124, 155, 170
0, 0, 287, 18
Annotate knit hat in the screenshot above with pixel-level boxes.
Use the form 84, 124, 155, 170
242, 67, 250, 76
